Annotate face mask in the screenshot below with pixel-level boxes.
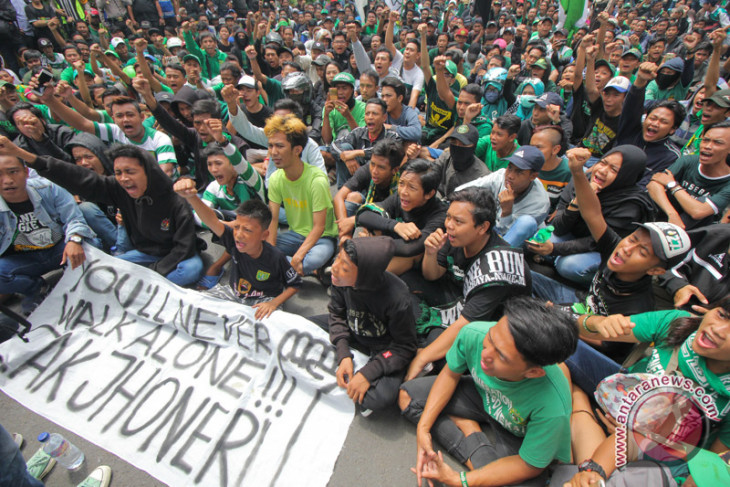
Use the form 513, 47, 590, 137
655, 72, 680, 90
519, 94, 536, 108
484, 90, 500, 104
450, 144, 476, 171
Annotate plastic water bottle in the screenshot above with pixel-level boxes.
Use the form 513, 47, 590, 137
37, 432, 85, 470
530, 225, 555, 243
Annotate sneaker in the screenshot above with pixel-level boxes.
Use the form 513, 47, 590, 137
360, 408, 373, 418
77, 465, 112, 487
26, 448, 55, 481
12, 433, 23, 448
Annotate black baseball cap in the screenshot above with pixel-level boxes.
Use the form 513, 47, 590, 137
447, 124, 479, 146
534, 92, 564, 110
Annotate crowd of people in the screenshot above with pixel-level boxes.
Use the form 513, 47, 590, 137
1, 0, 730, 486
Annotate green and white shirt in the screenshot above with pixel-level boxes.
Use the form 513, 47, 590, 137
93, 122, 179, 178
202, 141, 265, 203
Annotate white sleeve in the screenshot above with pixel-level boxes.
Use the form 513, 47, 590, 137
389, 49, 404, 76
229, 107, 269, 147
302, 138, 327, 175
352, 40, 375, 74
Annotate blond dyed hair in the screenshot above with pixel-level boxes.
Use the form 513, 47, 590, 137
263, 114, 308, 150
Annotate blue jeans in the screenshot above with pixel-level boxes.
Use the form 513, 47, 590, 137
0, 241, 66, 297
0, 424, 42, 487
329, 142, 358, 189
116, 250, 203, 287
500, 215, 538, 247
531, 271, 580, 305
275, 231, 336, 276
565, 340, 622, 395
551, 233, 601, 287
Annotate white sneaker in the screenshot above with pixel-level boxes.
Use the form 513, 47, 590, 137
77, 465, 112, 487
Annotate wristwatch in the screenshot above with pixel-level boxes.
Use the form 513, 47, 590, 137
578, 459, 608, 481
665, 181, 678, 191
69, 235, 83, 244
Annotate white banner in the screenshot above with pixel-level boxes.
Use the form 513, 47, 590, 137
0, 246, 362, 487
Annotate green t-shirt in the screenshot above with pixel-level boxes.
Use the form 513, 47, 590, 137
326, 99, 367, 140
446, 321, 572, 468
477, 138, 520, 172
538, 156, 572, 210
667, 155, 730, 218
646, 79, 690, 102
263, 77, 285, 108
268, 163, 338, 238
630, 310, 730, 448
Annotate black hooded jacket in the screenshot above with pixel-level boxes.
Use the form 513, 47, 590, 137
14, 123, 75, 163
33, 152, 201, 276
550, 145, 656, 257
328, 237, 417, 383
171, 86, 202, 126
65, 133, 118, 221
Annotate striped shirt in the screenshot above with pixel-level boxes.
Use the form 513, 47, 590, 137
209, 141, 265, 202
93, 122, 179, 178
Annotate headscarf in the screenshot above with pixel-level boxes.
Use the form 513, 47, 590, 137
558, 145, 656, 235
514, 78, 544, 120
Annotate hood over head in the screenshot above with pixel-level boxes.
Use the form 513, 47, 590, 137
67, 132, 114, 175
350, 236, 396, 290
171, 85, 202, 122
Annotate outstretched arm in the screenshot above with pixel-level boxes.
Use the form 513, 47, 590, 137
566, 148, 607, 242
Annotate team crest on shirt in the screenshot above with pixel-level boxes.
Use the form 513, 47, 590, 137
237, 278, 252, 295
508, 407, 526, 426
256, 270, 270, 281
160, 218, 170, 231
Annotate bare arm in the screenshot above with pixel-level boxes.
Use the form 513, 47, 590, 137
134, 39, 164, 93
419, 24, 432, 84
384, 10, 398, 58
433, 56, 456, 109
267, 201, 281, 246
704, 29, 726, 99
406, 315, 470, 381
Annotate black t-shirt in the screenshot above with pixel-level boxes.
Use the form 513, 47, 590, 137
25, 4, 56, 45
580, 227, 655, 317
576, 89, 620, 157
219, 226, 302, 299
4, 199, 61, 255
344, 164, 391, 202
434, 232, 532, 325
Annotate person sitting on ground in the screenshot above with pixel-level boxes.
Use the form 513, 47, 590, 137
380, 76, 422, 143
516, 91, 573, 146
645, 53, 696, 103
530, 144, 658, 287
321, 71, 367, 147
404, 187, 532, 380
316, 237, 417, 415
529, 125, 571, 214
66, 133, 130, 254
564, 299, 730, 487
427, 124, 490, 197
329, 97, 399, 189
4, 140, 205, 287
7, 102, 75, 164
265, 114, 338, 277
400, 296, 578, 487
173, 183, 301, 319
334, 138, 404, 244
616, 62, 684, 186
529, 147, 691, 361
656, 223, 730, 310
457, 145, 550, 247
475, 114, 521, 172
355, 158, 447, 276
649, 121, 730, 231
0, 150, 95, 314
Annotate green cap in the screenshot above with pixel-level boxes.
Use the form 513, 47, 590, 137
104, 49, 120, 60
532, 58, 549, 70
445, 60, 458, 76
332, 72, 356, 87
73, 67, 94, 79
621, 48, 642, 59
183, 53, 201, 65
